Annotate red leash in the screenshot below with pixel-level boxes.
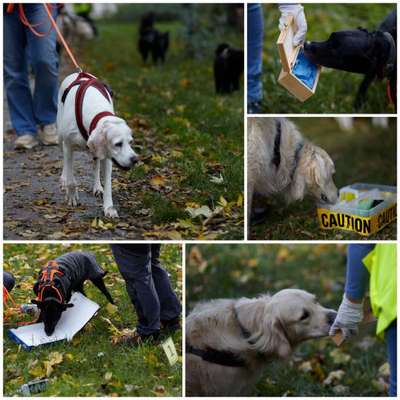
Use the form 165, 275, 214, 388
7, 3, 81, 70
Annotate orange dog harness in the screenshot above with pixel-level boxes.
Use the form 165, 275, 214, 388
38, 261, 65, 303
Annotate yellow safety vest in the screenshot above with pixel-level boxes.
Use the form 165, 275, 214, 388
362, 243, 397, 339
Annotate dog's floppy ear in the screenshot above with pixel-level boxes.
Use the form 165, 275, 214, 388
289, 173, 306, 202
87, 124, 108, 160
269, 317, 292, 359
309, 152, 330, 186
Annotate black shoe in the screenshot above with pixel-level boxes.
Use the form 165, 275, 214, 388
127, 332, 160, 346
161, 318, 181, 334
247, 101, 262, 114
250, 206, 268, 225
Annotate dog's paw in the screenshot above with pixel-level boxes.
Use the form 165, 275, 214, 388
60, 176, 67, 191
66, 186, 79, 207
93, 184, 104, 197
104, 206, 119, 218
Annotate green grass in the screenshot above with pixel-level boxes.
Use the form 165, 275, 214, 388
259, 3, 395, 113
250, 117, 396, 240
79, 8, 244, 239
3, 244, 182, 396
187, 244, 388, 396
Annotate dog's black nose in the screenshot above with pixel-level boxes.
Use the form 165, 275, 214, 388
303, 41, 314, 53
130, 156, 138, 166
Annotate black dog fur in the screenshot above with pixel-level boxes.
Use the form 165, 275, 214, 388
32, 251, 114, 336
214, 43, 244, 94
303, 9, 396, 109
138, 12, 169, 64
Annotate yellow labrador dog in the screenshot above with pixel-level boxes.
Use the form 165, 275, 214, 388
186, 289, 337, 396
247, 117, 338, 224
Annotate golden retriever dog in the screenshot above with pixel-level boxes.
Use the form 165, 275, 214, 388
247, 117, 338, 225
186, 289, 337, 396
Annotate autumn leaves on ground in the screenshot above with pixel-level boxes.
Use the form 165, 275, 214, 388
3, 244, 182, 396
187, 244, 388, 396
4, 5, 244, 240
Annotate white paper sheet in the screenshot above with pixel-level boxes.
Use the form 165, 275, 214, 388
9, 292, 100, 349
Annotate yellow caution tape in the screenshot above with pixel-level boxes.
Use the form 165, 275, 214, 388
317, 204, 396, 236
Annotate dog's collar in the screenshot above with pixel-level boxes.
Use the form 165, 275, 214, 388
186, 343, 246, 368
383, 32, 396, 75
272, 119, 304, 179
290, 141, 304, 180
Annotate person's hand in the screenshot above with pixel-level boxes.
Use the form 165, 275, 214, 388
278, 4, 308, 46
329, 294, 364, 339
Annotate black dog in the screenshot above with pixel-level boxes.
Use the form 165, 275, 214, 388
138, 12, 169, 64
303, 9, 396, 110
214, 43, 244, 94
32, 251, 114, 336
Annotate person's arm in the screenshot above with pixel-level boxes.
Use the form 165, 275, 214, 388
278, 4, 307, 46
345, 244, 374, 301
329, 244, 375, 339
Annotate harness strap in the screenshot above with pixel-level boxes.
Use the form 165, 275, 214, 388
89, 111, 115, 134
62, 72, 113, 141
38, 262, 64, 303
187, 344, 246, 368
272, 120, 282, 168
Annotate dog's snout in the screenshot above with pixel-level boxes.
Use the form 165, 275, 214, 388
327, 310, 337, 326
130, 155, 138, 165
303, 41, 314, 53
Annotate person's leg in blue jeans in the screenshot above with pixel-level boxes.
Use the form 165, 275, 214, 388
4, 4, 58, 138
150, 244, 181, 326
247, 4, 263, 113
111, 244, 181, 340
385, 320, 397, 396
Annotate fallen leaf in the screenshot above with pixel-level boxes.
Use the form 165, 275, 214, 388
323, 370, 345, 386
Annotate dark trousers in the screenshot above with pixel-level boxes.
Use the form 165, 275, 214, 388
111, 244, 181, 336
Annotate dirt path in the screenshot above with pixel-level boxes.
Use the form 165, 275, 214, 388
4, 128, 151, 239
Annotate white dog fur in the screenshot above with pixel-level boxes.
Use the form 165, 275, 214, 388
247, 117, 338, 224
186, 289, 337, 396
57, 72, 138, 218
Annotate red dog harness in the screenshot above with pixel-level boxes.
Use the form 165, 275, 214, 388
38, 261, 65, 303
61, 72, 114, 141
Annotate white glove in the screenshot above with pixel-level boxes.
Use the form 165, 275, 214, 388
278, 4, 308, 46
329, 294, 364, 339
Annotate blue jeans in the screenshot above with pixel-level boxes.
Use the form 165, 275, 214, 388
247, 4, 263, 103
386, 320, 397, 396
111, 244, 181, 336
4, 4, 59, 135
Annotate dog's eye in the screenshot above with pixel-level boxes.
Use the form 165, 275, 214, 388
300, 310, 310, 321
115, 142, 123, 147
321, 193, 328, 202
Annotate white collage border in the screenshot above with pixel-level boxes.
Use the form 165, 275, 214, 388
1, 0, 399, 399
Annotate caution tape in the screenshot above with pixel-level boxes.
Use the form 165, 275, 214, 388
317, 204, 396, 236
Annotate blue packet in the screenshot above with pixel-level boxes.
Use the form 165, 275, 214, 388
292, 48, 318, 89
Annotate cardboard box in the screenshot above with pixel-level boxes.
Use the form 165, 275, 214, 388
276, 15, 320, 102
317, 183, 396, 237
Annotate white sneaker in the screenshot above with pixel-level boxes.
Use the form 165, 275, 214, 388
38, 123, 59, 145
15, 134, 39, 150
